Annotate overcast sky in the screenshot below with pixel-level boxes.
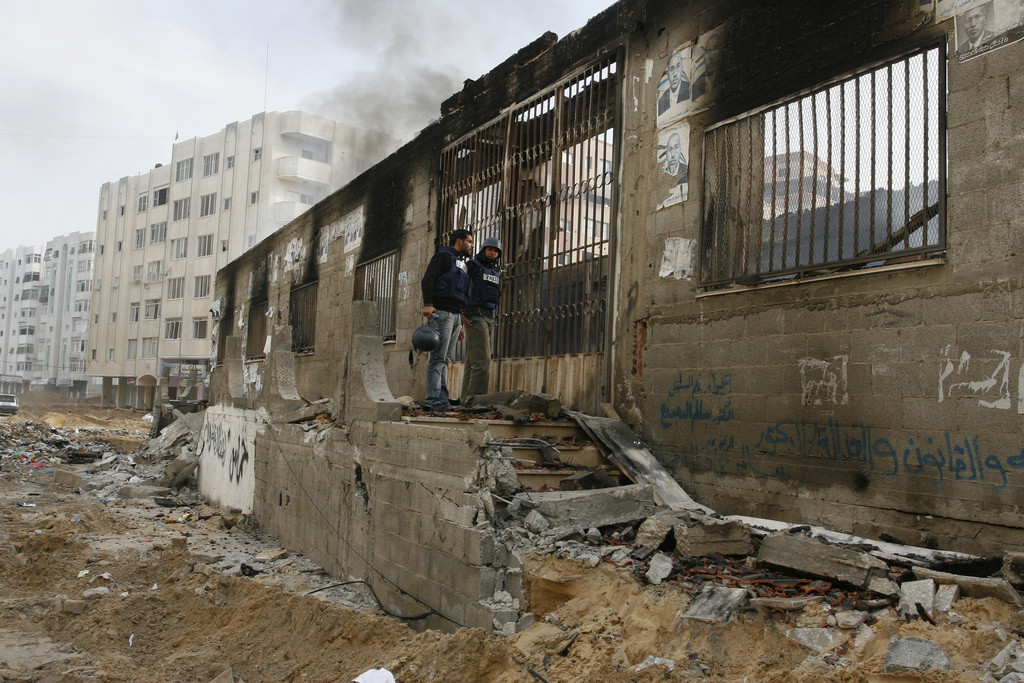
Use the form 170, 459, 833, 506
0, 0, 612, 251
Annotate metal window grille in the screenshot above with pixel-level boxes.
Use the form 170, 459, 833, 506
246, 300, 268, 357
438, 53, 619, 359
701, 44, 945, 286
353, 251, 399, 341
290, 281, 318, 352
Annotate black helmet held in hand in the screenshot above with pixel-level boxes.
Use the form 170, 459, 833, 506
412, 324, 441, 352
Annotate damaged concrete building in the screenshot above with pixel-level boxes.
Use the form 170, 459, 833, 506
194, 0, 1024, 632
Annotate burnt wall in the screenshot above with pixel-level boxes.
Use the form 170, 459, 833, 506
620, 0, 1024, 554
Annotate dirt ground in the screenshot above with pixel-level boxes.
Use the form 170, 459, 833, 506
1, 394, 1023, 682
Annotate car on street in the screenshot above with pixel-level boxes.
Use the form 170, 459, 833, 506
0, 394, 19, 415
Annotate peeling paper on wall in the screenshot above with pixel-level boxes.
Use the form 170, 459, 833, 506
242, 362, 263, 397
237, 303, 245, 329
283, 238, 306, 272
645, 58, 653, 83
659, 238, 695, 279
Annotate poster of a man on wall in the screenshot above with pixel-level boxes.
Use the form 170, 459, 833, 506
657, 121, 689, 209
945, 0, 1024, 62
656, 25, 727, 129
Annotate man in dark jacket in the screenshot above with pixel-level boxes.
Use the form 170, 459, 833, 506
460, 237, 502, 403
421, 228, 473, 409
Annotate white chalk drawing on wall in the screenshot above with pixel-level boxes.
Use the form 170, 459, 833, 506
659, 237, 696, 279
798, 355, 849, 406
657, 120, 690, 209
939, 345, 1012, 409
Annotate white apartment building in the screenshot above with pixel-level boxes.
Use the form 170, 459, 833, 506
0, 246, 46, 394
38, 232, 99, 397
89, 110, 401, 409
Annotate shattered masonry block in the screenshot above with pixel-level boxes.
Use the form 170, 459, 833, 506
679, 585, 748, 624
118, 485, 172, 499
835, 611, 869, 629
757, 532, 888, 589
868, 576, 900, 598
635, 516, 672, 549
786, 628, 844, 654
913, 567, 1024, 607
62, 599, 87, 615
883, 637, 952, 673
898, 579, 936, 616
674, 518, 751, 557
989, 640, 1024, 678
646, 553, 674, 585
934, 584, 960, 613
1003, 551, 1024, 586
749, 596, 823, 613
53, 470, 87, 489
521, 484, 657, 530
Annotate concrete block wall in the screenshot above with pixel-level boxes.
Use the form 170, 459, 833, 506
615, 0, 1024, 555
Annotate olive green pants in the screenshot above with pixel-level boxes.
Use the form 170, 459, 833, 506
461, 317, 493, 402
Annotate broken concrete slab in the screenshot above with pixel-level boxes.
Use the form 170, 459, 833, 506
254, 548, 289, 563
868, 576, 900, 598
898, 579, 936, 617
118, 485, 172, 499
883, 637, 952, 673
757, 532, 889, 589
1003, 552, 1024, 586
558, 469, 617, 491
466, 390, 562, 418
524, 510, 550, 534
912, 567, 1024, 606
934, 583, 960, 613
635, 516, 672, 549
989, 640, 1024, 678
786, 628, 844, 654
61, 599, 86, 614
675, 517, 751, 557
53, 470, 87, 489
749, 596, 823, 613
515, 484, 657, 530
834, 611, 869, 629
679, 585, 747, 624
82, 587, 109, 599
646, 553, 674, 585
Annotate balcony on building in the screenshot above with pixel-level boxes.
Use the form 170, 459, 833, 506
276, 156, 331, 186
279, 111, 334, 142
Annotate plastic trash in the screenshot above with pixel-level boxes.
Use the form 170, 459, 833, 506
16, 502, 37, 507
77, 570, 90, 578
353, 670, 395, 683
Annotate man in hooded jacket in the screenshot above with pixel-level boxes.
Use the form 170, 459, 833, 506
460, 236, 503, 403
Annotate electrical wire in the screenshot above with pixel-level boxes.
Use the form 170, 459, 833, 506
304, 580, 432, 621
257, 414, 468, 628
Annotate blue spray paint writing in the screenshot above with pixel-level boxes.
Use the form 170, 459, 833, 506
661, 373, 734, 429
658, 419, 1024, 491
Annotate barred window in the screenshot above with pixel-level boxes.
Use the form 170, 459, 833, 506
290, 281, 317, 352
353, 252, 398, 341
701, 44, 945, 287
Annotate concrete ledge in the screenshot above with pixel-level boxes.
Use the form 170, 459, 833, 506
520, 484, 658, 528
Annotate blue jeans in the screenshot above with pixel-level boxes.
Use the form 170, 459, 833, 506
425, 310, 461, 408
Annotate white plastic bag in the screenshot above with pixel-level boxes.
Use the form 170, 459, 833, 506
352, 669, 395, 683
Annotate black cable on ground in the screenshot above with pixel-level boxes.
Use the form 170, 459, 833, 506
258, 415, 468, 628
305, 580, 433, 621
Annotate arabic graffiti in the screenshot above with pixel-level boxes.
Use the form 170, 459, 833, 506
197, 418, 250, 485
659, 419, 1024, 491
660, 373, 734, 429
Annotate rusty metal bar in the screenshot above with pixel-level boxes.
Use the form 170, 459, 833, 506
353, 251, 400, 340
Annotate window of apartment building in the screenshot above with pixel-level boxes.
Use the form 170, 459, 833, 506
172, 198, 190, 221
94, 279, 101, 290
153, 187, 168, 206
126, 339, 137, 360
202, 152, 220, 177
142, 337, 158, 359
75, 279, 91, 292
253, 148, 262, 162
166, 276, 185, 300
80, 240, 94, 253
131, 265, 143, 283
221, 240, 229, 253
146, 261, 163, 283
135, 228, 145, 249
192, 317, 208, 339
164, 318, 181, 340
77, 260, 92, 272
149, 221, 167, 244
72, 339, 86, 353
129, 302, 140, 322
74, 300, 89, 312
199, 193, 217, 217
175, 159, 192, 182
170, 237, 187, 260
194, 274, 211, 298
107, 348, 115, 361
18, 326, 34, 335
300, 193, 316, 205
119, 206, 125, 216
700, 44, 945, 287
111, 275, 120, 288
111, 312, 117, 323
137, 195, 148, 213
144, 299, 160, 320
250, 191, 259, 205
196, 234, 213, 257
226, 155, 235, 169
101, 210, 107, 221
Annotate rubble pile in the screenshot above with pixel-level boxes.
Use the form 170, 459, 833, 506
0, 420, 142, 472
